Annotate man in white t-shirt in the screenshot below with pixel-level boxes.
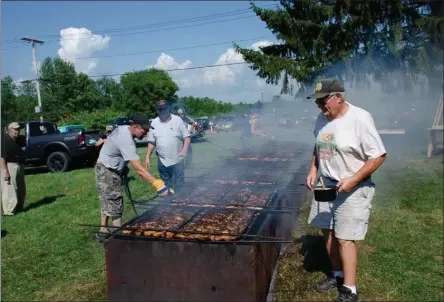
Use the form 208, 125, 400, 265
145, 100, 191, 194
305, 78, 387, 302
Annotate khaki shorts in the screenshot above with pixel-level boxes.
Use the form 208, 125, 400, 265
307, 182, 376, 241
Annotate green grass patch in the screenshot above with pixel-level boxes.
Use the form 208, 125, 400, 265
275, 156, 443, 301
1, 133, 244, 301
2, 129, 442, 301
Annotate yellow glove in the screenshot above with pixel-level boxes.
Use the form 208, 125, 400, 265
152, 179, 174, 197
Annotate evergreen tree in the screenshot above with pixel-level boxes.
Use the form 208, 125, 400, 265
234, 0, 443, 95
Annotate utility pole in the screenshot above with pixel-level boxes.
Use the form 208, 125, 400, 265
21, 37, 44, 123
261, 90, 264, 103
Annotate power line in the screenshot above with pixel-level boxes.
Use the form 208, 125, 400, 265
50, 15, 260, 43
15, 4, 277, 42
62, 36, 274, 60
1, 45, 27, 51
2, 4, 278, 44
15, 61, 250, 83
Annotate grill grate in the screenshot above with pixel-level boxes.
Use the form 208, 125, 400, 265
105, 188, 284, 242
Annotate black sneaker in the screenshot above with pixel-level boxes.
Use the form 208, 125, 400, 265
314, 276, 344, 293
94, 232, 108, 244
335, 285, 359, 302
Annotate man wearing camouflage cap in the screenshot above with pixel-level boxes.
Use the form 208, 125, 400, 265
305, 78, 387, 302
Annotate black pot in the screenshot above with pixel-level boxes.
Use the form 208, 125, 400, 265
314, 186, 337, 202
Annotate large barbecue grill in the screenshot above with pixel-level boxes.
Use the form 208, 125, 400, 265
102, 141, 311, 302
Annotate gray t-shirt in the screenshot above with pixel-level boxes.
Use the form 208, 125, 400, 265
97, 125, 140, 171
148, 114, 190, 167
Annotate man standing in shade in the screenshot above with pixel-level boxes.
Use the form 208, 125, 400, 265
95, 114, 172, 243
145, 100, 191, 194
305, 78, 387, 302
1, 122, 26, 215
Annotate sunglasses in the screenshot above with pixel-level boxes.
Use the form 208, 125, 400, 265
315, 94, 336, 105
157, 107, 168, 112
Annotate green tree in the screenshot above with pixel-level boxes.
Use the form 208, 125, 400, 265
1, 76, 18, 126
15, 81, 38, 122
39, 57, 100, 121
95, 77, 124, 109
57, 108, 127, 130
235, 0, 444, 95
120, 68, 179, 117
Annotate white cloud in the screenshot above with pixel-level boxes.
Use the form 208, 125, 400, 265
150, 40, 287, 102
251, 40, 274, 51
151, 53, 198, 88
202, 48, 245, 85
57, 27, 111, 74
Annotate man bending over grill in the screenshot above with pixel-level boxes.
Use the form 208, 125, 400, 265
305, 78, 386, 302
145, 100, 191, 194
95, 114, 172, 243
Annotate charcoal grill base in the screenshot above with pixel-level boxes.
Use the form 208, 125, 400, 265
104, 214, 279, 302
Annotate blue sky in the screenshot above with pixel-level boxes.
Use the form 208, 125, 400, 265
2, 1, 286, 103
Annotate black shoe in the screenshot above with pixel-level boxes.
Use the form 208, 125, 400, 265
94, 232, 108, 244
335, 285, 359, 302
314, 276, 344, 293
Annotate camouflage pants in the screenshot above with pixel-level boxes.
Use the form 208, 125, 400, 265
95, 163, 123, 217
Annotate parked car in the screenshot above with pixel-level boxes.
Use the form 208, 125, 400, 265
106, 117, 132, 132
191, 118, 206, 140
195, 117, 210, 130
214, 116, 233, 132
13, 121, 101, 173
214, 115, 244, 132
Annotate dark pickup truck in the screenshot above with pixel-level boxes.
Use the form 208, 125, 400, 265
14, 121, 101, 173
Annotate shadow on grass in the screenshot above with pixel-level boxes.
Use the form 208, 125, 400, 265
1, 230, 7, 238
296, 234, 332, 275
25, 164, 93, 176
21, 194, 66, 212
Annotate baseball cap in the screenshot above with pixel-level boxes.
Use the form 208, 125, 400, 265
156, 100, 169, 111
8, 122, 21, 129
177, 108, 184, 114
130, 114, 152, 131
307, 77, 345, 99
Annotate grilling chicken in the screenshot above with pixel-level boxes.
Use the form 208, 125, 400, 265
121, 188, 273, 241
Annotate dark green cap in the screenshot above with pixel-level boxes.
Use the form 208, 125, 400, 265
307, 77, 345, 99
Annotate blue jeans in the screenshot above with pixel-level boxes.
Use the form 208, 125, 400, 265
157, 158, 185, 194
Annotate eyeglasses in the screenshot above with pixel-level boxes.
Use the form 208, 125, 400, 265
315, 94, 334, 105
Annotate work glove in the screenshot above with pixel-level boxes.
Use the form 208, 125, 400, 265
152, 179, 174, 197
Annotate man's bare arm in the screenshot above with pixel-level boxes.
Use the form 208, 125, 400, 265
146, 143, 155, 159
352, 154, 386, 184
1, 158, 8, 170
182, 137, 191, 152
309, 146, 318, 173
130, 159, 156, 183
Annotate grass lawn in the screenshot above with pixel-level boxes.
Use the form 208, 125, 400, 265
0, 132, 247, 301
1, 127, 442, 301
274, 156, 444, 301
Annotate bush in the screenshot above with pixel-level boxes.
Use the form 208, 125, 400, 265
57, 108, 127, 130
